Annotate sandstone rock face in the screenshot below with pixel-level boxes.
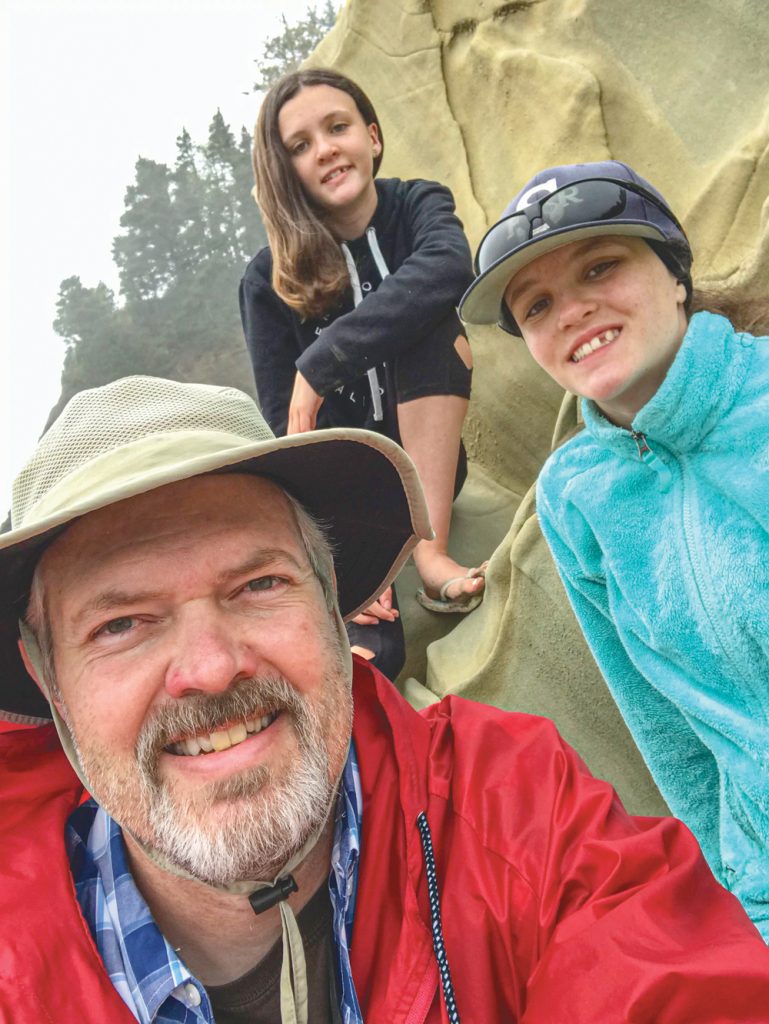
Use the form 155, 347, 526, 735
315, 0, 769, 490
313, 1, 767, 813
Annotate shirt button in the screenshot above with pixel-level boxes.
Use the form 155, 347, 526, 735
185, 983, 202, 1007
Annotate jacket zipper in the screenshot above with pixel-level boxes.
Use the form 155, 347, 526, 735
630, 428, 651, 458
629, 429, 672, 490
631, 436, 734, 663
678, 454, 737, 667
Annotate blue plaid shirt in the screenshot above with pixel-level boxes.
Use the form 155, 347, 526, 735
67, 745, 364, 1023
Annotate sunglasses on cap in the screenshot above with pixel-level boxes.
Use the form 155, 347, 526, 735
474, 177, 688, 335
477, 177, 687, 273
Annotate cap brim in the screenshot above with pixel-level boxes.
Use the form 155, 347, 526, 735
459, 222, 666, 326
0, 428, 431, 723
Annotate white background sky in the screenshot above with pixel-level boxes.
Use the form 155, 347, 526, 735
1, 0, 320, 509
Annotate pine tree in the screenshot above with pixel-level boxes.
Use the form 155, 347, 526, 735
252, 1, 339, 92
51, 3, 337, 412
234, 127, 267, 256
201, 110, 242, 262
173, 128, 208, 273
112, 158, 181, 302
54, 277, 118, 349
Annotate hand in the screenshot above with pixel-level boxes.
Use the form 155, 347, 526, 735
350, 645, 376, 661
287, 371, 323, 434
350, 586, 399, 626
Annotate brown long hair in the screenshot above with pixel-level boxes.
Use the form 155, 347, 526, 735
252, 68, 384, 319
690, 284, 769, 334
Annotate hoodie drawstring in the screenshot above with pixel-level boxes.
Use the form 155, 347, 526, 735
416, 811, 461, 1023
340, 227, 395, 423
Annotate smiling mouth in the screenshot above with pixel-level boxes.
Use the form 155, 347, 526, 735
166, 711, 279, 757
570, 328, 621, 363
321, 166, 350, 184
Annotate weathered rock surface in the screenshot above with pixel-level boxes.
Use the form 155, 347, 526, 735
313, 0, 768, 813
315, 0, 769, 488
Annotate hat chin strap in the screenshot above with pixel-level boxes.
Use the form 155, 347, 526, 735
19, 607, 355, 1024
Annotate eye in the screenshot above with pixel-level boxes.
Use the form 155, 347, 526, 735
95, 616, 135, 638
290, 139, 308, 156
330, 121, 348, 134
585, 259, 618, 280
242, 576, 282, 594
522, 296, 550, 321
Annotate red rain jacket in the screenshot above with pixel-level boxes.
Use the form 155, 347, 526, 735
2, 659, 769, 1022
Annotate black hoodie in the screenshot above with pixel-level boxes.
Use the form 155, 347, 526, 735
239, 177, 473, 437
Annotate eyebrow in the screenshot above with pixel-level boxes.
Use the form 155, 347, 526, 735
70, 547, 307, 629
505, 237, 624, 308
214, 549, 306, 586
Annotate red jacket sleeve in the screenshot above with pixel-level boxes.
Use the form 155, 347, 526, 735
350, 673, 769, 1022
519, 727, 769, 1022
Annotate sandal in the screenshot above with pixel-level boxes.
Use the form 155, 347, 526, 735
415, 564, 487, 615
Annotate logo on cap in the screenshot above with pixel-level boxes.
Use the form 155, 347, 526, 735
515, 177, 558, 212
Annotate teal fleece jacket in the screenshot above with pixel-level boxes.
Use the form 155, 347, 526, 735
536, 311, 769, 938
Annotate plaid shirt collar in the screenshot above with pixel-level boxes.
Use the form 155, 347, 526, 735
67, 744, 363, 1024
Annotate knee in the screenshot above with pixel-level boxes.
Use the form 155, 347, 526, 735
454, 334, 473, 371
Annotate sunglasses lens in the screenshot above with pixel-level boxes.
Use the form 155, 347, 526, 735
541, 181, 626, 228
478, 181, 630, 272
477, 214, 532, 271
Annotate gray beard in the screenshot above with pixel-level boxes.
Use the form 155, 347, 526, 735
70, 672, 351, 886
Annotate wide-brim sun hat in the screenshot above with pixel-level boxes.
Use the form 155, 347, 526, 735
0, 375, 432, 724
459, 159, 692, 334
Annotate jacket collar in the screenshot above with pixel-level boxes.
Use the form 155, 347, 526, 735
349, 658, 440, 1021
341, 178, 399, 244
582, 311, 754, 457
0, 660, 439, 1023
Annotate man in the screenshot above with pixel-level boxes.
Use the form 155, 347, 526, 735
1, 376, 769, 1024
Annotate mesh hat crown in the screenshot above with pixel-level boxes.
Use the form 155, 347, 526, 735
1, 375, 431, 723
12, 376, 275, 527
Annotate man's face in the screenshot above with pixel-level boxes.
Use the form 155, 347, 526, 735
34, 474, 352, 885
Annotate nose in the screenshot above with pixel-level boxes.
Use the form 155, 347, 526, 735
163, 603, 257, 700
315, 131, 338, 163
556, 287, 598, 332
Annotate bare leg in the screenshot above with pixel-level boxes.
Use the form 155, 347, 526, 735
396, 392, 485, 603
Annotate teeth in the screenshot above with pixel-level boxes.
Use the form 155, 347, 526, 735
210, 729, 231, 752
323, 167, 347, 183
169, 711, 278, 756
228, 722, 247, 745
571, 328, 619, 363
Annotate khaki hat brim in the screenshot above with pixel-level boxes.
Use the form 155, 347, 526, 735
0, 426, 431, 723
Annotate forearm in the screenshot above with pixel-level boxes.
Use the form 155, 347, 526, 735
297, 183, 473, 394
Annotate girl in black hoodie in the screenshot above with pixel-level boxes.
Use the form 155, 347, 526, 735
240, 68, 487, 672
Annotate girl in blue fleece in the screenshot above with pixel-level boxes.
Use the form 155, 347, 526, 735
460, 160, 769, 939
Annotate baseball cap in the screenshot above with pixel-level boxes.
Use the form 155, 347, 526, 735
459, 160, 692, 334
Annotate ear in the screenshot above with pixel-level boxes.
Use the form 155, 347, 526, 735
675, 280, 687, 306
18, 637, 42, 687
18, 636, 59, 712
368, 123, 382, 156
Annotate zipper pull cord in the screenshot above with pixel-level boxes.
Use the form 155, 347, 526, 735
416, 811, 461, 1024
628, 430, 673, 491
